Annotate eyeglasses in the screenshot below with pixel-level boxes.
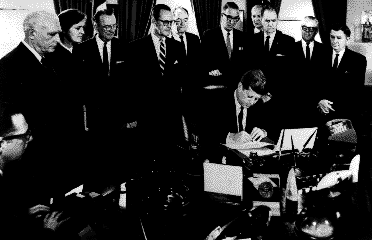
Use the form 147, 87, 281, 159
158, 19, 174, 26
0, 129, 32, 142
102, 24, 117, 31
302, 26, 317, 33
175, 19, 188, 24
222, 13, 240, 22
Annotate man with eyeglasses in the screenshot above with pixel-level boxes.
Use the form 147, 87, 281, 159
289, 16, 328, 127
201, 2, 246, 89
126, 4, 187, 172
251, 5, 263, 35
73, 8, 127, 147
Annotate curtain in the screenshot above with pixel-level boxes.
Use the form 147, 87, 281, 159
117, 0, 156, 43
312, 0, 347, 46
191, 0, 222, 37
272, 0, 282, 16
53, 0, 97, 39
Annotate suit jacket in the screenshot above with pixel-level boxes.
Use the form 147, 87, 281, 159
0, 42, 87, 199
321, 47, 367, 129
126, 34, 187, 161
201, 27, 246, 88
72, 36, 127, 134
289, 40, 329, 127
198, 88, 275, 146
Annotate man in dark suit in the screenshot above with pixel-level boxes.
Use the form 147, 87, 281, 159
73, 9, 126, 135
290, 16, 328, 128
248, 6, 295, 132
198, 69, 274, 147
172, 6, 202, 146
317, 24, 367, 132
0, 10, 86, 199
201, 2, 246, 89
126, 4, 186, 171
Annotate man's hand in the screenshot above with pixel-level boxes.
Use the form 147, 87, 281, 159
208, 69, 222, 76
43, 211, 70, 231
318, 99, 335, 114
250, 127, 267, 142
231, 131, 252, 143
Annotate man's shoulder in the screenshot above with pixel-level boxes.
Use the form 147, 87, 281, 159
202, 28, 220, 38
185, 32, 200, 41
346, 47, 367, 62
277, 30, 295, 42
73, 37, 96, 53
128, 34, 151, 46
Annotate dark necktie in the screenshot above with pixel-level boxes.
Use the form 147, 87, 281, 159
159, 38, 166, 76
226, 31, 232, 59
180, 35, 186, 56
306, 43, 310, 62
103, 42, 109, 76
333, 53, 339, 69
238, 106, 244, 132
265, 35, 270, 53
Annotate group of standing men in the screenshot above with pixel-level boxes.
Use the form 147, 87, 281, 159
0, 1, 368, 236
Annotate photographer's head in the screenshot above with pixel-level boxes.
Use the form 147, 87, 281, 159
236, 69, 267, 108
0, 102, 32, 171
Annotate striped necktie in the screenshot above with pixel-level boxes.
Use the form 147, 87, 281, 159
159, 38, 166, 75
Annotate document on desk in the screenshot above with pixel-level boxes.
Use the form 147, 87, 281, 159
225, 133, 274, 150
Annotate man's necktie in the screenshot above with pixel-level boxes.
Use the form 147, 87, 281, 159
180, 35, 186, 56
265, 36, 270, 53
238, 106, 244, 132
333, 53, 339, 69
226, 31, 232, 59
103, 42, 109, 76
159, 38, 166, 76
306, 43, 310, 62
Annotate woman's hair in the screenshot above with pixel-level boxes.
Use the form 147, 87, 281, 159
58, 9, 86, 35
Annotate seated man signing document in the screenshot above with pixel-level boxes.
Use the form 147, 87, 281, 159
226, 69, 273, 144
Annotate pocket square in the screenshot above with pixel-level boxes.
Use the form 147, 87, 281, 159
276, 53, 285, 57
174, 60, 178, 64
239, 47, 244, 51
116, 60, 124, 64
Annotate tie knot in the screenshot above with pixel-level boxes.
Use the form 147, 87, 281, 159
227, 31, 231, 36
336, 53, 339, 57
266, 36, 270, 40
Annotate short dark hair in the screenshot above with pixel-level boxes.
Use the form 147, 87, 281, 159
330, 24, 351, 37
152, 4, 171, 21
58, 9, 86, 34
222, 2, 239, 12
0, 102, 23, 137
93, 9, 114, 24
262, 5, 277, 17
240, 69, 267, 95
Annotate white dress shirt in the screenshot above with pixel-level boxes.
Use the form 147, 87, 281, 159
95, 34, 112, 69
301, 39, 314, 59
60, 42, 73, 53
21, 40, 42, 63
332, 48, 346, 68
221, 25, 233, 51
254, 27, 261, 34
151, 29, 167, 61
264, 31, 276, 51
234, 90, 248, 131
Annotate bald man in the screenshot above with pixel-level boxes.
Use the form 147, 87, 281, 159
0, 10, 87, 201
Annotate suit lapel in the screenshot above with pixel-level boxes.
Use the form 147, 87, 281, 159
337, 48, 349, 72
147, 35, 162, 77
217, 28, 230, 61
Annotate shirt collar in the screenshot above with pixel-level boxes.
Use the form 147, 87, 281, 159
264, 30, 276, 40
333, 48, 346, 58
21, 40, 42, 63
60, 42, 73, 53
234, 89, 243, 111
301, 39, 314, 48
254, 27, 261, 34
95, 34, 111, 47
221, 25, 233, 37
151, 28, 165, 42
